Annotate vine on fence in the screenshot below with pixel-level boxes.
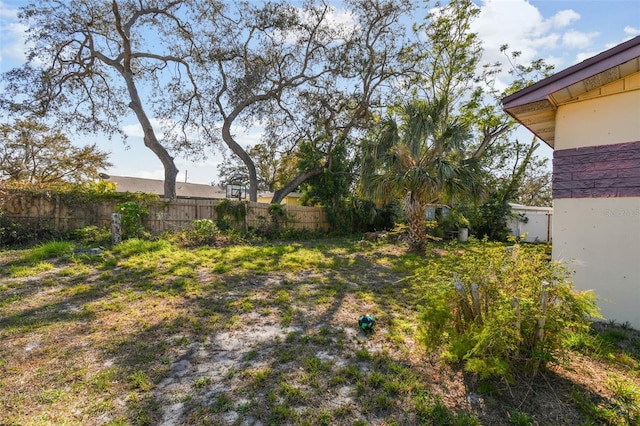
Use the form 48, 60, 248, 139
0, 182, 157, 245
115, 201, 149, 240
214, 199, 247, 230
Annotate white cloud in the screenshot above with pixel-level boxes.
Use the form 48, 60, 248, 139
624, 26, 640, 36
122, 123, 150, 139
562, 30, 599, 49
229, 124, 264, 147
0, 1, 28, 66
325, 6, 355, 27
529, 34, 561, 51
471, 0, 607, 86
0, 0, 18, 19
548, 10, 580, 28
471, 0, 558, 84
574, 50, 601, 63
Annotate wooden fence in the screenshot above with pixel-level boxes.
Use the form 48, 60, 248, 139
1, 192, 329, 235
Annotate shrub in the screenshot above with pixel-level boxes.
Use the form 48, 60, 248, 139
214, 199, 247, 231
183, 219, 219, 247
115, 201, 149, 240
67, 225, 112, 247
0, 210, 60, 247
417, 242, 600, 380
468, 195, 512, 241
254, 204, 301, 239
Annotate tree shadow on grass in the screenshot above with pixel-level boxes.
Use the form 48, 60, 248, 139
2, 240, 637, 425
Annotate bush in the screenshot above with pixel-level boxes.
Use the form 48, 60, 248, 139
183, 219, 220, 247
324, 198, 401, 235
0, 213, 59, 247
214, 199, 247, 231
115, 201, 149, 240
67, 225, 112, 247
468, 195, 512, 241
417, 242, 600, 380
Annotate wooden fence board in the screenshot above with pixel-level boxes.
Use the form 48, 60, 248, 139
1, 192, 329, 235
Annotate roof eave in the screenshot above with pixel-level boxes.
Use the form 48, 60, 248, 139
503, 36, 640, 109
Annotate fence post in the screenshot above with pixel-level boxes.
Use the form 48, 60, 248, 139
112, 213, 122, 244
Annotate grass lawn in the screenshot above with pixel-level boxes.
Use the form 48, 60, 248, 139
1, 237, 639, 425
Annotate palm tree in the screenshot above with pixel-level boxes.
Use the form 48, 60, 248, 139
360, 98, 483, 254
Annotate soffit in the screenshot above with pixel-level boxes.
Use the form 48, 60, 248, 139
504, 56, 640, 148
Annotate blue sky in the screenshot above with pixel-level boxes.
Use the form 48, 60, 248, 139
1, 0, 639, 185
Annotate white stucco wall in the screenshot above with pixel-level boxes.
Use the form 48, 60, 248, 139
553, 198, 640, 328
555, 84, 640, 149
552, 85, 640, 329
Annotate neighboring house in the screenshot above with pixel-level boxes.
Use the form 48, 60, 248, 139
257, 191, 303, 206
101, 175, 228, 199
101, 175, 303, 204
502, 36, 640, 329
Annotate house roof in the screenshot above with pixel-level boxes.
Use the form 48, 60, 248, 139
509, 203, 552, 213
502, 36, 640, 147
102, 175, 227, 199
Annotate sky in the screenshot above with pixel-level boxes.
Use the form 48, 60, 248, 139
1, 0, 639, 186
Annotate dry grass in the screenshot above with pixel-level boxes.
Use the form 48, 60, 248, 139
0, 238, 638, 425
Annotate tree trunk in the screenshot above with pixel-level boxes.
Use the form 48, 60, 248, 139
221, 119, 258, 202
404, 192, 427, 255
112, 1, 178, 199
271, 167, 324, 204
129, 98, 179, 199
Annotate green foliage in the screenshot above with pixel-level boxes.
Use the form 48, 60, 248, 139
508, 408, 535, 426
468, 194, 513, 241
0, 118, 112, 184
299, 140, 355, 233
415, 395, 479, 425
214, 199, 247, 231
0, 212, 58, 247
115, 201, 149, 240
0, 183, 157, 247
267, 203, 288, 233
23, 240, 74, 263
67, 225, 112, 247
252, 204, 299, 239
418, 242, 601, 380
169, 219, 222, 247
110, 238, 172, 257
441, 209, 470, 232
359, 98, 484, 253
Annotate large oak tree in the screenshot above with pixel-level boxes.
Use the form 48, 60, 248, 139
1, 0, 215, 198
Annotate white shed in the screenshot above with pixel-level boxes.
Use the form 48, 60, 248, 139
508, 203, 552, 243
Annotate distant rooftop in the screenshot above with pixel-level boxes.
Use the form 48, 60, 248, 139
101, 175, 227, 199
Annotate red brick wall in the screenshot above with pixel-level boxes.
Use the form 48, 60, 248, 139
552, 140, 640, 198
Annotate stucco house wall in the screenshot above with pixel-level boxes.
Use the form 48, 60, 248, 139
552, 83, 640, 328
503, 36, 640, 329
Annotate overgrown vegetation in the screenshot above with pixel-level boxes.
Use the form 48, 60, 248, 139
418, 240, 600, 380
115, 201, 150, 240
214, 199, 247, 231
0, 182, 157, 247
1, 237, 637, 425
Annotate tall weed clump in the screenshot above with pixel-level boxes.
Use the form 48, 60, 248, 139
418, 242, 600, 380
